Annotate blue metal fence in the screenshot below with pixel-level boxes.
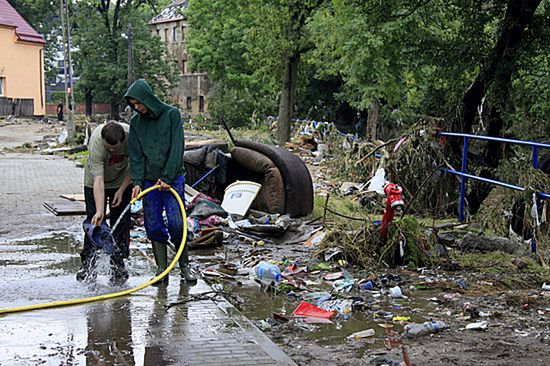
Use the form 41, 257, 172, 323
436, 132, 550, 223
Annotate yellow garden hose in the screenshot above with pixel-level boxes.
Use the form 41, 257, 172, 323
0, 185, 187, 315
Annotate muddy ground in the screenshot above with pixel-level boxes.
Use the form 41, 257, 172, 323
1, 117, 550, 365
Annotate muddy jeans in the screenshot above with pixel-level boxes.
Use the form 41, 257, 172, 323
143, 176, 186, 248
81, 186, 132, 267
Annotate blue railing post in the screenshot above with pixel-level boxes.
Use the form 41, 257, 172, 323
459, 137, 469, 223
532, 146, 539, 169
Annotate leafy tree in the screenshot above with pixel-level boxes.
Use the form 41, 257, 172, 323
187, 0, 323, 142
246, 0, 324, 144
71, 0, 178, 116
186, 0, 278, 128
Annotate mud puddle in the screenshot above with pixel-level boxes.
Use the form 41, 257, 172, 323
0, 234, 218, 366
192, 246, 443, 353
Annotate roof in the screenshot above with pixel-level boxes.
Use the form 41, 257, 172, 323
0, 0, 46, 44
149, 0, 188, 25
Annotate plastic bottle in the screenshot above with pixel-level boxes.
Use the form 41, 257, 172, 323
254, 261, 282, 284
404, 320, 449, 337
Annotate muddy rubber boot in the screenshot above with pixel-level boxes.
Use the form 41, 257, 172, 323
76, 255, 97, 282
151, 240, 169, 285
179, 245, 197, 282
110, 256, 129, 285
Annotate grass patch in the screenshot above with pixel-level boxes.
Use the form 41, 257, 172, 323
65, 150, 88, 166
458, 252, 549, 275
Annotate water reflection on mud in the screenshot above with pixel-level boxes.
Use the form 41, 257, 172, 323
0, 234, 206, 366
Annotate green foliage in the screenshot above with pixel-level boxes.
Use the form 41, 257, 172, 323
72, 1, 178, 109
383, 216, 431, 268
49, 92, 65, 103
186, 0, 279, 126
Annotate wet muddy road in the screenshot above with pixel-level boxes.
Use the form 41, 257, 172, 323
0, 234, 294, 365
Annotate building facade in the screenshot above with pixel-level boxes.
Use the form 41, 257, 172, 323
149, 0, 209, 115
0, 0, 46, 116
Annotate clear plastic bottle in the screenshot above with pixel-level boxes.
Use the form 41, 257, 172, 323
254, 261, 282, 284
404, 320, 449, 337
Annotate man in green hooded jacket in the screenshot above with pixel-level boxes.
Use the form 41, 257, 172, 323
124, 79, 196, 283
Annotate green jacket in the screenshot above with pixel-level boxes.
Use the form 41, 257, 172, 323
124, 79, 184, 187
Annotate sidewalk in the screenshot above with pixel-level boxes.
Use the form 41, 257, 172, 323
0, 152, 296, 365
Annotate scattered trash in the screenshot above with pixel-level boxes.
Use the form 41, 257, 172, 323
389, 286, 403, 298
332, 279, 355, 292
347, 329, 375, 339
57, 128, 68, 144
304, 230, 327, 248
403, 320, 449, 337
324, 247, 343, 262
254, 261, 282, 284
359, 280, 375, 291
319, 299, 353, 319
456, 278, 468, 290
221, 181, 262, 216
282, 263, 308, 276
465, 321, 488, 331
302, 291, 331, 305
392, 316, 410, 322
463, 302, 480, 319
323, 272, 344, 281
292, 301, 335, 319
542, 283, 550, 291
379, 274, 401, 286
366, 168, 386, 194
303, 317, 333, 324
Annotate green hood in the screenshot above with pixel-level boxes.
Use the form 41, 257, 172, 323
124, 79, 165, 119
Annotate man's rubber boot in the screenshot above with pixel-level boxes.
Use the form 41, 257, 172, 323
110, 256, 129, 285
76, 254, 97, 282
179, 244, 197, 282
151, 240, 169, 285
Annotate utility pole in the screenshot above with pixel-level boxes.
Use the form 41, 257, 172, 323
127, 24, 134, 87
59, 0, 74, 142
66, 0, 75, 140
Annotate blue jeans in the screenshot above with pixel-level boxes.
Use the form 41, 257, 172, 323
143, 176, 186, 248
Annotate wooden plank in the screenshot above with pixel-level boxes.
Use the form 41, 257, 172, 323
60, 193, 85, 202
43, 201, 86, 216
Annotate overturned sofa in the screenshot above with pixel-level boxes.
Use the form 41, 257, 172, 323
184, 139, 313, 218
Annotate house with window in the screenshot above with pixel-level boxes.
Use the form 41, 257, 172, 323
0, 0, 46, 116
149, 0, 209, 115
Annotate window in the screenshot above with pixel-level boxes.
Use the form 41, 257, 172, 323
164, 28, 169, 43
57, 60, 64, 68
181, 26, 186, 42
199, 96, 205, 113
173, 26, 177, 42
186, 97, 192, 112
181, 60, 187, 74
0, 77, 5, 96
156, 28, 160, 37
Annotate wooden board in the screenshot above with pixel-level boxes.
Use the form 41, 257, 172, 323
60, 193, 85, 202
44, 201, 86, 216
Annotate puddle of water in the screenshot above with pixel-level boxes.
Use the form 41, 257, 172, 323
192, 246, 442, 351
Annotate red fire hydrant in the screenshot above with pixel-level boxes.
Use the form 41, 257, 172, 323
380, 183, 405, 239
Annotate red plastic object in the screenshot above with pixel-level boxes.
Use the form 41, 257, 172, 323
292, 301, 336, 319
380, 183, 405, 239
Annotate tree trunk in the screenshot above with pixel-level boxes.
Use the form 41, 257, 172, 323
452, 0, 542, 215
110, 101, 118, 119
85, 89, 92, 116
367, 98, 379, 140
277, 54, 299, 145
455, 0, 542, 135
